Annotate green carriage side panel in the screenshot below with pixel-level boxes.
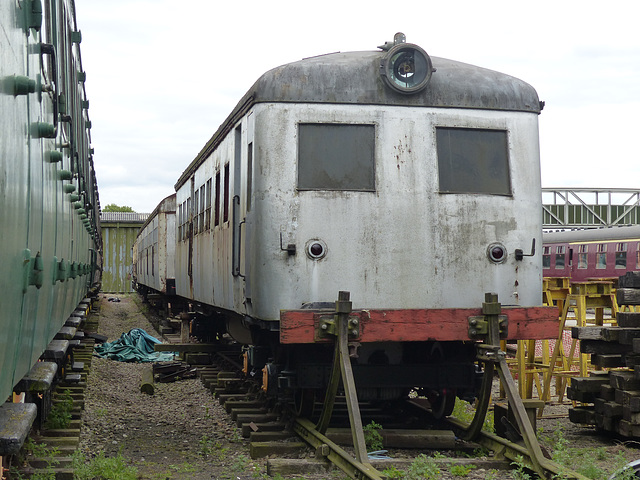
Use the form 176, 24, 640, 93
0, 0, 102, 402
0, 0, 44, 397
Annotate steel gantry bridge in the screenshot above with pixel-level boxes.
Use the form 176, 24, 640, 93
543, 188, 640, 229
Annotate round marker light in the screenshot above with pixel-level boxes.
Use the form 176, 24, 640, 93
306, 239, 327, 260
487, 243, 507, 264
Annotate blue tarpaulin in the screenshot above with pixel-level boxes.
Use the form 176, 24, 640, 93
94, 328, 175, 362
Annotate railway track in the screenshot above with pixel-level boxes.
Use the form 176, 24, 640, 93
7, 294, 606, 479
13, 304, 100, 480
191, 346, 589, 480
38, 296, 600, 479
143, 293, 590, 479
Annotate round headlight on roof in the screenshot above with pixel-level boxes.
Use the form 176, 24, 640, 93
380, 40, 433, 94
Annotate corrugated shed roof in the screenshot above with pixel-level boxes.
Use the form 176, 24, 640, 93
100, 212, 150, 224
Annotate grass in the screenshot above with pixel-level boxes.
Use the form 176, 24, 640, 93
45, 389, 74, 429
95, 407, 108, 417
381, 453, 449, 480
375, 418, 637, 480
539, 423, 639, 480
9, 440, 60, 480
72, 451, 138, 480
198, 434, 229, 460
404, 453, 444, 480
230, 454, 251, 473
451, 398, 495, 433
363, 421, 384, 452
450, 463, 477, 477
381, 465, 405, 479
510, 455, 534, 480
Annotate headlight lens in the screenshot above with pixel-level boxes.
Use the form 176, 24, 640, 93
381, 43, 433, 94
487, 243, 507, 264
306, 239, 327, 260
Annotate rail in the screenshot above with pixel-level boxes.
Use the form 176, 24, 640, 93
289, 292, 589, 480
446, 416, 590, 480
293, 408, 590, 480
293, 418, 385, 480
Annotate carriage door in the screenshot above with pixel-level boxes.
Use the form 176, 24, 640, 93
568, 247, 574, 278
232, 125, 244, 278
187, 177, 195, 295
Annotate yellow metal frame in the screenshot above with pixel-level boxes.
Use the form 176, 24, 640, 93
540, 281, 618, 408
507, 279, 619, 416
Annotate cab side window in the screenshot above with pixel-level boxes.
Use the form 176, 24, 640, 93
298, 123, 375, 191
437, 127, 511, 196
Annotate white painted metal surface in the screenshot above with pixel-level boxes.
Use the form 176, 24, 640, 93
134, 194, 176, 294
175, 102, 543, 320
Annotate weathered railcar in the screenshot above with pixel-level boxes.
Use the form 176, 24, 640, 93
132, 194, 177, 296
0, 0, 101, 414
168, 33, 556, 405
543, 225, 640, 282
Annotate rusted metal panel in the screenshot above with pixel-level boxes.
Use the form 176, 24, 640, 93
175, 136, 240, 310
240, 104, 543, 321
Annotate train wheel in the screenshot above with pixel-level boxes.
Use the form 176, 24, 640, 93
426, 342, 456, 418
293, 388, 316, 418
428, 388, 456, 419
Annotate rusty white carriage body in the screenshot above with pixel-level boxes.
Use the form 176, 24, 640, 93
173, 48, 546, 345
133, 194, 176, 295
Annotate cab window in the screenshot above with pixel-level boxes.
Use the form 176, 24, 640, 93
298, 124, 375, 191
436, 127, 511, 196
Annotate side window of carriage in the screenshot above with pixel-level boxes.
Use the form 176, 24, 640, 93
542, 246, 551, 269
297, 123, 375, 191
555, 245, 566, 269
436, 127, 511, 196
616, 242, 627, 269
596, 243, 607, 269
578, 244, 588, 269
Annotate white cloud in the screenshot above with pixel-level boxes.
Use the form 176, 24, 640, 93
77, 0, 640, 212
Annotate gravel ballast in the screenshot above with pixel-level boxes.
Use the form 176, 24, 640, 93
80, 295, 272, 480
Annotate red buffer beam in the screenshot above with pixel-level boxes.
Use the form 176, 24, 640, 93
280, 306, 558, 344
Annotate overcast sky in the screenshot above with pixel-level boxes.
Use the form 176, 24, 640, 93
76, 0, 640, 213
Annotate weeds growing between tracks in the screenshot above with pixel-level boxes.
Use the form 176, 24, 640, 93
45, 389, 73, 430
72, 451, 138, 480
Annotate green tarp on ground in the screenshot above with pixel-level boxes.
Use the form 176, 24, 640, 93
94, 328, 175, 362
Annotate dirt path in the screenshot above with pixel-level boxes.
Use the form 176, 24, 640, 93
80, 294, 280, 480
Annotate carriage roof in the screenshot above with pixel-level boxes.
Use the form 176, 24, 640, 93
176, 49, 541, 189
543, 225, 640, 244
